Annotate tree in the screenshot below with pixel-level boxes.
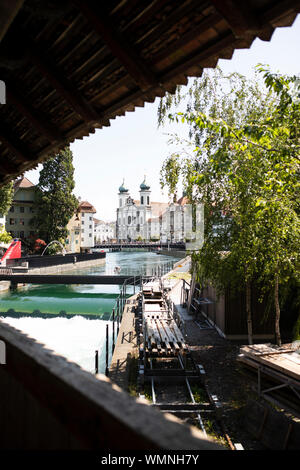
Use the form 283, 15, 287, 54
0, 181, 13, 216
34, 146, 78, 245
159, 66, 300, 345
0, 181, 14, 244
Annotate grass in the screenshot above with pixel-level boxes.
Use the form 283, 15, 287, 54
127, 355, 139, 397
167, 272, 191, 281
190, 385, 207, 403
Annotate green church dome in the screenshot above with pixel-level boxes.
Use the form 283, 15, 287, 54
119, 179, 128, 193
140, 176, 150, 191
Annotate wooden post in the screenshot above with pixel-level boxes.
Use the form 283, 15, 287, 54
112, 309, 115, 354
95, 350, 99, 374
105, 324, 109, 377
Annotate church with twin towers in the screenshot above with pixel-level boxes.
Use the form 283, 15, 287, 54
116, 177, 202, 244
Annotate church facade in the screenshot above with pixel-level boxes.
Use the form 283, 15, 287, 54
116, 178, 203, 244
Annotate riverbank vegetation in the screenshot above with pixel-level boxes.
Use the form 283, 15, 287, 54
0, 181, 13, 244
158, 66, 300, 345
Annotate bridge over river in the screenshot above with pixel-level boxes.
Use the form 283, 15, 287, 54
0, 274, 152, 287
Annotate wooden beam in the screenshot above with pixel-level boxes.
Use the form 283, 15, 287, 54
71, 0, 157, 91
0, 156, 19, 174
0, 121, 32, 163
0, 0, 24, 43
25, 36, 100, 124
210, 0, 263, 37
6, 82, 65, 144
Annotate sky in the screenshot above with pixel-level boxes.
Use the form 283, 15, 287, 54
26, 14, 300, 222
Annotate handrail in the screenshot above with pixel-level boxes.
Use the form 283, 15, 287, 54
105, 260, 176, 375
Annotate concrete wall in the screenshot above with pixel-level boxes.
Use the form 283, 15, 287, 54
0, 320, 223, 450
28, 256, 105, 274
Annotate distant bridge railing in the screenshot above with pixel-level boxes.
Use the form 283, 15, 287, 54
94, 242, 186, 250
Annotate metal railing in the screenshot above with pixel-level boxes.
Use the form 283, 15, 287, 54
94, 260, 176, 376
103, 259, 175, 277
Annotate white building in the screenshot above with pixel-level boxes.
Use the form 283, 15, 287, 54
116, 178, 203, 244
78, 200, 96, 250
116, 178, 168, 242
94, 219, 115, 243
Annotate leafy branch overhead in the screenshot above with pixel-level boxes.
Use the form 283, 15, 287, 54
159, 66, 300, 345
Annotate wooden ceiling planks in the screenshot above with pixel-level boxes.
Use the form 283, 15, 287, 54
0, 0, 299, 184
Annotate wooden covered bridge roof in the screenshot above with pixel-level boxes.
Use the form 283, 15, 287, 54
0, 0, 299, 184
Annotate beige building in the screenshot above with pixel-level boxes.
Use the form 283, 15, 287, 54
66, 200, 97, 252
6, 176, 37, 241
65, 213, 81, 253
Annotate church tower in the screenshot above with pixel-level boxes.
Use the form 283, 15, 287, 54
139, 176, 151, 206
116, 179, 129, 241
118, 179, 129, 207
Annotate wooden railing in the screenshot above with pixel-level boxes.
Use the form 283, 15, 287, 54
0, 320, 224, 450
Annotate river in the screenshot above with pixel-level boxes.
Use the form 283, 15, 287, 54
0, 251, 182, 374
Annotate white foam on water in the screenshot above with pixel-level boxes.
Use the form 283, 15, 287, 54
1, 316, 110, 374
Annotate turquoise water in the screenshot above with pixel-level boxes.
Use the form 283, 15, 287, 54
0, 251, 181, 373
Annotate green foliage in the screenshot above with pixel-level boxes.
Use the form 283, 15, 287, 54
293, 316, 300, 341
159, 66, 300, 344
34, 146, 78, 244
0, 181, 13, 216
0, 225, 12, 244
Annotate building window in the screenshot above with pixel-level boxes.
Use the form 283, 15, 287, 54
141, 196, 144, 205
9, 218, 15, 225
81, 229, 84, 233
10, 207, 14, 213
147, 196, 150, 205
19, 219, 25, 225
128, 216, 131, 224
89, 225, 92, 229
89, 216, 92, 221
82, 221, 84, 225
19, 231, 24, 238
29, 207, 34, 213
20, 206, 25, 213
89, 233, 92, 237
